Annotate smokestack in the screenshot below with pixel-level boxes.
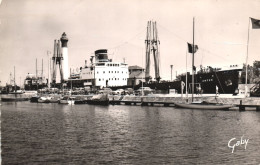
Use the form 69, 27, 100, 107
85, 60, 87, 67
60, 32, 69, 80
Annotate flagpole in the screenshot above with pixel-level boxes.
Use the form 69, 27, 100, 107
192, 17, 195, 102
186, 50, 188, 101
245, 17, 250, 97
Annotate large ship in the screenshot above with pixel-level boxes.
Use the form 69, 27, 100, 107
109, 64, 243, 95
178, 64, 242, 94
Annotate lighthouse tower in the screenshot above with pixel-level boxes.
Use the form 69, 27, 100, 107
60, 32, 69, 80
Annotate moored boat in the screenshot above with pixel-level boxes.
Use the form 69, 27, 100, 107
59, 96, 75, 105
1, 96, 29, 102
30, 95, 40, 103
173, 18, 234, 111
68, 97, 75, 105
49, 96, 60, 103
174, 101, 233, 110
1, 94, 29, 102
37, 96, 51, 103
86, 94, 109, 105
74, 96, 86, 104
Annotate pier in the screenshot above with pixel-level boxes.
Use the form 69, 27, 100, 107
108, 95, 260, 111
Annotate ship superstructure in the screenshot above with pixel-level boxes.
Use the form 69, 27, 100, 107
24, 59, 47, 91
24, 73, 47, 91
70, 49, 129, 89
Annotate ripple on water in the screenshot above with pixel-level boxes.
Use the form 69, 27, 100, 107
1, 102, 260, 164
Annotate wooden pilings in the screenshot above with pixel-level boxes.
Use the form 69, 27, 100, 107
238, 100, 260, 111
239, 100, 245, 111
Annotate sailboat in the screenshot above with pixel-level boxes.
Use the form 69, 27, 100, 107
174, 101, 233, 110
59, 79, 75, 105
1, 67, 28, 101
174, 18, 233, 110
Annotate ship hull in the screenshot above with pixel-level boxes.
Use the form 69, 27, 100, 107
174, 102, 233, 110
180, 69, 241, 94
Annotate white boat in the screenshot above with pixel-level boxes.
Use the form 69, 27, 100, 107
9, 90, 25, 94
68, 98, 75, 105
49, 96, 60, 103
59, 96, 75, 105
37, 96, 51, 103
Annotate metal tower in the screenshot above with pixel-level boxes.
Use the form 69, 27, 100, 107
145, 21, 161, 82
51, 40, 64, 84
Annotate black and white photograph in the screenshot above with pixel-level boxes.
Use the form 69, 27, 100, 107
0, 0, 260, 164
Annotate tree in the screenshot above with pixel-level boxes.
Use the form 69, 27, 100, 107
241, 61, 260, 83
253, 60, 260, 77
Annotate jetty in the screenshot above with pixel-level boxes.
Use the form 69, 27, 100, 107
108, 94, 260, 111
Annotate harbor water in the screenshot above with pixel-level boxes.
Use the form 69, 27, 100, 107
1, 102, 260, 164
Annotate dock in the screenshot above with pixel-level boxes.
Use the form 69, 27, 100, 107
108, 95, 260, 111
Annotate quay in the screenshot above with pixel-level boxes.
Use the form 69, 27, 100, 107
2, 93, 260, 111
108, 94, 260, 111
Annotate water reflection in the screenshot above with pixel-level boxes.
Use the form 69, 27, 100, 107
1, 102, 260, 164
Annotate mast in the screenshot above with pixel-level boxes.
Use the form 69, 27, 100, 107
42, 58, 43, 80
14, 66, 16, 94
192, 17, 195, 102
10, 72, 12, 84
245, 18, 250, 97
36, 58, 38, 78
47, 51, 50, 88
170, 65, 173, 81
70, 77, 72, 96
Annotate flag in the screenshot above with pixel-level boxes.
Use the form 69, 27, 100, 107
251, 17, 260, 29
187, 42, 198, 53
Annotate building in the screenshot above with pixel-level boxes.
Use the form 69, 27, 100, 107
128, 65, 145, 87
70, 49, 129, 89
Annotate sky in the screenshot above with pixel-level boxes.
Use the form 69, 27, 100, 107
0, 0, 260, 85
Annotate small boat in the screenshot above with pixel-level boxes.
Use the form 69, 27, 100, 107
74, 96, 86, 104
86, 94, 109, 105
1, 67, 28, 102
59, 96, 69, 104
1, 96, 29, 102
175, 19, 233, 111
49, 96, 59, 103
37, 96, 51, 103
174, 101, 233, 110
59, 96, 75, 105
68, 97, 75, 105
30, 95, 40, 103
9, 90, 25, 94
1, 94, 29, 102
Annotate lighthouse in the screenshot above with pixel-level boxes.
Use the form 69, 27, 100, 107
60, 32, 69, 80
